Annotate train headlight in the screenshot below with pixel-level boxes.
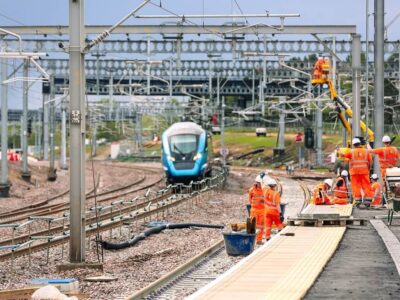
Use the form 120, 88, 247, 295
167, 155, 175, 162
193, 153, 202, 161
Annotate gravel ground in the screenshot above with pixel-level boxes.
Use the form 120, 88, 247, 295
0, 166, 310, 299
0, 162, 163, 242
305, 208, 400, 300
0, 169, 254, 299
0, 161, 147, 213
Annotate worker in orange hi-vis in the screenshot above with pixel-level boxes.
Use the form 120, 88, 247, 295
311, 179, 333, 205
264, 179, 283, 242
333, 170, 350, 205
248, 176, 265, 244
370, 174, 383, 207
371, 135, 400, 180
312, 56, 324, 80
341, 138, 374, 205
321, 56, 331, 79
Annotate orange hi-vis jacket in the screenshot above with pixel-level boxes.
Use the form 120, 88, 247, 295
334, 176, 348, 199
264, 189, 281, 215
312, 183, 332, 205
343, 147, 372, 175
248, 185, 265, 210
371, 181, 382, 206
372, 146, 400, 170
313, 59, 323, 79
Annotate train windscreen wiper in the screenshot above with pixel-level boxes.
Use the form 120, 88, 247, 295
174, 144, 186, 156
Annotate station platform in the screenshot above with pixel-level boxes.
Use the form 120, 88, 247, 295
188, 204, 351, 300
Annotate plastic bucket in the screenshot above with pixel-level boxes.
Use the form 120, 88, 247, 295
223, 232, 256, 256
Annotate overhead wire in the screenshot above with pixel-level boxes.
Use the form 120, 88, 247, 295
148, 0, 224, 38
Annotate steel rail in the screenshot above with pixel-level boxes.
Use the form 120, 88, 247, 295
126, 239, 225, 300
0, 189, 209, 261
0, 175, 148, 224
0, 179, 168, 246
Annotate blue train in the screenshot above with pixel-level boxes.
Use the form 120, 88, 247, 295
161, 122, 213, 184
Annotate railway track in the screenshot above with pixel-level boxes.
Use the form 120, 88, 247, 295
125, 240, 226, 300
0, 191, 183, 261
0, 166, 165, 225
123, 177, 307, 300
0, 190, 172, 248
0, 168, 226, 262
0, 172, 101, 223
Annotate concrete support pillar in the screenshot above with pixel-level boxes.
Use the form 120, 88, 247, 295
108, 71, 113, 120
48, 75, 57, 181
20, 116, 23, 153
43, 94, 49, 160
252, 68, 255, 107
37, 110, 41, 156
277, 96, 285, 150
136, 112, 143, 154
208, 57, 213, 102
221, 95, 226, 166
69, 0, 86, 263
0, 57, 10, 197
373, 0, 385, 179
147, 35, 151, 96
216, 72, 220, 108
60, 97, 68, 170
351, 34, 362, 138
316, 95, 323, 166
21, 60, 31, 179
261, 57, 266, 116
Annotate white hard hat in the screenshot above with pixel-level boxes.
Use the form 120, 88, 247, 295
267, 179, 277, 186
382, 135, 391, 143
371, 174, 378, 180
255, 175, 262, 183
341, 170, 349, 177
324, 179, 333, 187
352, 138, 361, 145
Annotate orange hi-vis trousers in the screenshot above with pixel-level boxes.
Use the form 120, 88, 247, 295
351, 174, 373, 200
251, 209, 265, 242
265, 211, 283, 240
334, 197, 348, 205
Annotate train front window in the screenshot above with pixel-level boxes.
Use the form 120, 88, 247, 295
169, 134, 198, 162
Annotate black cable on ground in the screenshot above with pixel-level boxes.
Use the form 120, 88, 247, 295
101, 223, 225, 250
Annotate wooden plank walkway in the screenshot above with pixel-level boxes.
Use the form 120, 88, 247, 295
188, 226, 346, 300
300, 204, 353, 218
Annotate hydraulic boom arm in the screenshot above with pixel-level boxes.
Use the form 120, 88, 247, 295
311, 77, 375, 142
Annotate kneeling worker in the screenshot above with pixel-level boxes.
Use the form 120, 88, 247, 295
370, 174, 383, 207
333, 170, 349, 205
248, 176, 265, 244
311, 179, 333, 205
264, 179, 283, 242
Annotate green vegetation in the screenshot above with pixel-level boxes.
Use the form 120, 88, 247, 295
213, 132, 277, 151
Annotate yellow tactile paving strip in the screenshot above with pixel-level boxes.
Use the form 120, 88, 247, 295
188, 226, 346, 300
301, 204, 353, 217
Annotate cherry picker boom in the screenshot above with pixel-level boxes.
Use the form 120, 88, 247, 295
311, 58, 374, 143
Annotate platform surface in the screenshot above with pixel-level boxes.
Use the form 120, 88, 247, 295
188, 226, 346, 300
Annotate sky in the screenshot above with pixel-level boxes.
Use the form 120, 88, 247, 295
0, 0, 400, 40
1, 0, 400, 109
